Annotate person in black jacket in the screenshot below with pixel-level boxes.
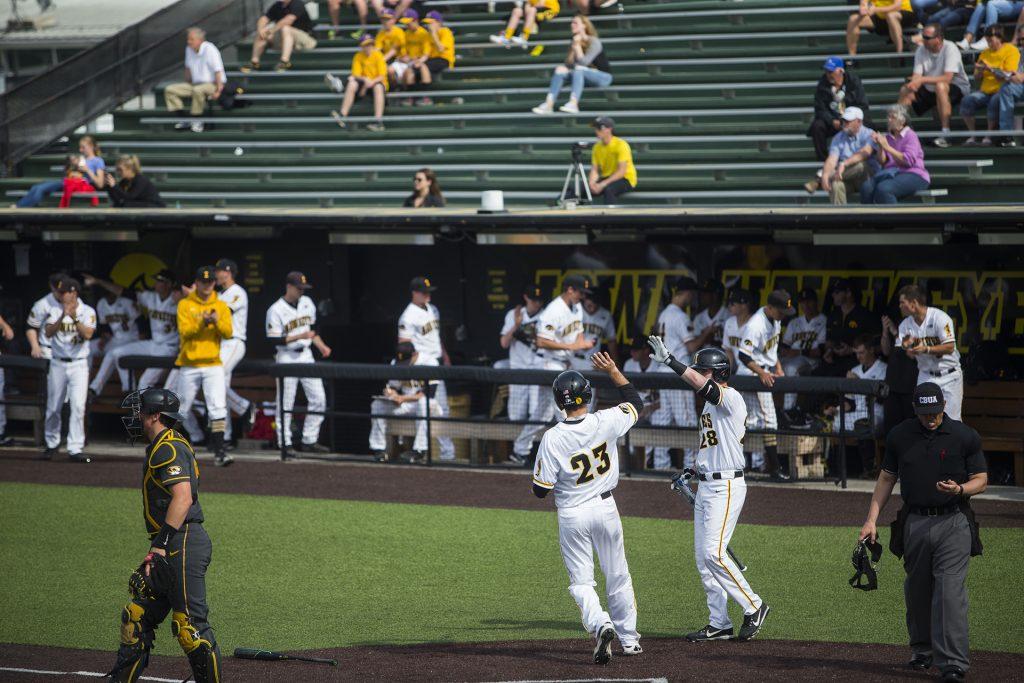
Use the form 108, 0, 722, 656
402, 167, 445, 207
807, 56, 872, 161
105, 155, 165, 208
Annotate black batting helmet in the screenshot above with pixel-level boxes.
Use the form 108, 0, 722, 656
121, 388, 184, 443
552, 370, 592, 410
691, 347, 730, 383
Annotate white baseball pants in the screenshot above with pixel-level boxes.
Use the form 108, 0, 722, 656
558, 495, 640, 648
432, 379, 456, 460
650, 389, 697, 470
164, 369, 205, 443
780, 355, 818, 410
220, 338, 249, 440
513, 359, 565, 458
694, 477, 762, 630
88, 335, 140, 394
276, 350, 326, 447
45, 358, 89, 453
175, 366, 227, 434
368, 397, 434, 452
742, 390, 776, 470
508, 382, 542, 424
105, 339, 178, 390
918, 370, 963, 421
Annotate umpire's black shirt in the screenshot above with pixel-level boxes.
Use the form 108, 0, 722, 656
882, 415, 986, 508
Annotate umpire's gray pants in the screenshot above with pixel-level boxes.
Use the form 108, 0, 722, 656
903, 511, 972, 673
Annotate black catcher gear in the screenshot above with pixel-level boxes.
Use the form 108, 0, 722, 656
849, 538, 883, 591
122, 388, 184, 443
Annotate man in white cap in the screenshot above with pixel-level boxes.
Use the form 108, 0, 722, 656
808, 106, 878, 205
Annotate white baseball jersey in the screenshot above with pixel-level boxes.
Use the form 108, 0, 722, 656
138, 290, 180, 346
657, 304, 695, 364
45, 301, 97, 360
266, 295, 317, 354
27, 293, 61, 355
501, 307, 543, 369
533, 401, 638, 508
896, 307, 961, 375
739, 308, 781, 371
97, 296, 140, 342
782, 313, 826, 355
693, 306, 730, 346
581, 306, 616, 355
398, 302, 442, 363
847, 358, 887, 422
696, 384, 747, 473
536, 296, 583, 366
219, 283, 249, 342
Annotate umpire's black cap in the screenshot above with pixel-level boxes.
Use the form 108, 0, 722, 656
912, 382, 945, 415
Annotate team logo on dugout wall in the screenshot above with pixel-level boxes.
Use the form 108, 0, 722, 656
109, 253, 171, 291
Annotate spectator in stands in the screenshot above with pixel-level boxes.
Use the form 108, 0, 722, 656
899, 24, 971, 147
860, 105, 931, 203
531, 15, 611, 114
957, 0, 1023, 50
56, 155, 100, 209
414, 11, 456, 104
961, 26, 1021, 144
164, 27, 224, 134
403, 167, 446, 207
329, 33, 388, 131
570, 0, 619, 13
15, 136, 104, 208
911, 0, 975, 36
846, 0, 915, 55
808, 107, 877, 204
104, 155, 165, 208
994, 30, 1024, 145
374, 8, 406, 86
489, 0, 560, 48
327, 0, 372, 40
242, 0, 318, 73
808, 56, 871, 161
396, 10, 432, 106
587, 116, 636, 203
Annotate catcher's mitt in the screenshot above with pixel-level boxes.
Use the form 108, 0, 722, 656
128, 552, 174, 601
849, 539, 883, 591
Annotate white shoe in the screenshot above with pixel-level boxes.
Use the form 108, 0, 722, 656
558, 100, 579, 114
593, 624, 615, 665
190, 121, 204, 133
970, 37, 989, 51
963, 136, 978, 146
980, 136, 992, 146
933, 136, 951, 148
955, 38, 970, 50
531, 100, 554, 114
510, 35, 528, 48
324, 72, 343, 93
621, 643, 643, 656
489, 33, 511, 46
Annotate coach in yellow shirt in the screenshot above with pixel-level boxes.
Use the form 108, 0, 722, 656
331, 33, 388, 131
588, 116, 637, 204
175, 266, 234, 466
960, 25, 1021, 144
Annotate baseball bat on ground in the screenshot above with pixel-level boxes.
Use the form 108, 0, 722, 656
669, 472, 748, 572
233, 647, 338, 666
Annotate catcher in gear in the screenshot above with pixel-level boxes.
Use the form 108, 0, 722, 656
108, 387, 222, 682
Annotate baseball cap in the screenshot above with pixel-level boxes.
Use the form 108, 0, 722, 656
767, 289, 796, 316
673, 276, 699, 292
524, 285, 545, 301
395, 341, 417, 364
48, 271, 69, 288
797, 287, 818, 302
359, 32, 374, 45
912, 382, 945, 415
154, 269, 176, 283
380, 7, 395, 17
830, 277, 853, 293
286, 271, 313, 290
57, 277, 81, 293
399, 9, 419, 23
841, 106, 864, 122
562, 274, 594, 295
591, 116, 615, 130
700, 278, 725, 294
214, 258, 238, 274
194, 266, 216, 282
423, 10, 443, 23
410, 275, 437, 293
728, 288, 753, 306
823, 56, 845, 72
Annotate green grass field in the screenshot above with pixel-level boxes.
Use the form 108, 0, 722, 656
2, 481, 1021, 657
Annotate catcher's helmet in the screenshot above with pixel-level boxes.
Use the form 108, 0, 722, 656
552, 370, 593, 410
121, 388, 184, 443
691, 347, 730, 383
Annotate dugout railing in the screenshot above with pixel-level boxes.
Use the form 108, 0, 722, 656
114, 355, 886, 489
0, 355, 50, 444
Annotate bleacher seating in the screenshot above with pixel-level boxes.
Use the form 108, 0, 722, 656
4, 0, 1023, 207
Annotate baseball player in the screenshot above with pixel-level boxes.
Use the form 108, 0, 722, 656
836, 335, 887, 432
692, 279, 729, 349
87, 288, 141, 398
174, 267, 233, 467
266, 271, 331, 458
500, 285, 545, 464
532, 352, 643, 664
647, 335, 771, 643
0, 312, 15, 446
889, 284, 963, 420
42, 278, 96, 462
108, 387, 221, 682
368, 341, 433, 461
572, 290, 618, 410
721, 288, 754, 372
737, 290, 795, 482
85, 271, 182, 391
397, 276, 454, 461
26, 271, 67, 360
214, 259, 255, 443
779, 288, 826, 413
513, 274, 595, 462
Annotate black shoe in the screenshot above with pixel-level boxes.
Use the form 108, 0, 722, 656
770, 470, 791, 483
0, 434, 13, 447
214, 453, 235, 467
69, 452, 92, 463
373, 450, 388, 462
593, 623, 615, 665
685, 625, 734, 642
298, 442, 330, 454
244, 402, 257, 427
736, 604, 770, 641
401, 449, 425, 464
908, 654, 933, 670
40, 447, 56, 460
941, 667, 965, 682
281, 450, 299, 462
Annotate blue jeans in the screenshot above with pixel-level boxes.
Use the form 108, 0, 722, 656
960, 90, 995, 118
860, 171, 930, 204
547, 65, 613, 102
912, 0, 940, 20
928, 5, 972, 29
996, 81, 1024, 130
965, 0, 1023, 36
16, 179, 63, 208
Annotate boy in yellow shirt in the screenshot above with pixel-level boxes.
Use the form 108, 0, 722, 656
393, 9, 431, 105
490, 0, 560, 48
845, 0, 914, 55
588, 116, 637, 204
373, 7, 406, 86
409, 11, 455, 105
331, 33, 388, 131
960, 26, 1021, 145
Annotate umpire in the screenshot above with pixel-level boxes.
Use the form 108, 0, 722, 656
108, 387, 222, 682
858, 382, 986, 683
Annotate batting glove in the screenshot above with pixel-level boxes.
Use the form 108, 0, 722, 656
647, 335, 671, 364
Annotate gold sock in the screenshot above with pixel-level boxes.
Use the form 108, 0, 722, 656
504, 27, 515, 39
522, 28, 533, 40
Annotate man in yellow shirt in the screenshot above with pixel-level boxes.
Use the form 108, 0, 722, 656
330, 33, 388, 131
960, 26, 1021, 144
396, 9, 432, 105
411, 11, 455, 105
846, 0, 914, 55
588, 116, 637, 204
175, 266, 234, 466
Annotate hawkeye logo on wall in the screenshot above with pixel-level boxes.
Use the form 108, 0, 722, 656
109, 253, 171, 291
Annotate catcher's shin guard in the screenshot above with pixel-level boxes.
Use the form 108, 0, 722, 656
108, 602, 153, 682
172, 611, 222, 682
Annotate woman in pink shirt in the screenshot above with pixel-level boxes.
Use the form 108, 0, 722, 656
860, 104, 931, 204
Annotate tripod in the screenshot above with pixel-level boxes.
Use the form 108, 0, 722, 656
558, 146, 593, 207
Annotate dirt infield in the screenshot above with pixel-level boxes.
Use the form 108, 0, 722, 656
1, 450, 1022, 528
3, 638, 1023, 682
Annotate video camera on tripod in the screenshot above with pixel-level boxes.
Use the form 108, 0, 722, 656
559, 141, 593, 207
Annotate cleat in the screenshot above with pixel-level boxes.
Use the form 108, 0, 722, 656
736, 603, 770, 641
685, 624, 734, 642
298, 442, 330, 454
621, 643, 643, 656
214, 453, 234, 467
69, 452, 92, 463
593, 623, 615, 664
40, 447, 56, 460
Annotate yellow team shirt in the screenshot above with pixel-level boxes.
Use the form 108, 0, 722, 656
403, 26, 432, 59
428, 26, 455, 68
592, 136, 638, 187
870, 0, 911, 11
530, 0, 560, 15
375, 26, 405, 57
176, 290, 232, 367
352, 49, 390, 90
979, 42, 1021, 94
